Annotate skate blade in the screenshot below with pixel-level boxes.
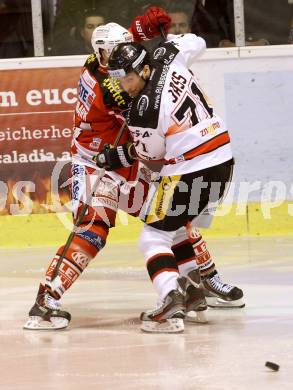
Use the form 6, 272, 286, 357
206, 297, 245, 309
185, 310, 208, 323
23, 316, 69, 330
141, 318, 184, 334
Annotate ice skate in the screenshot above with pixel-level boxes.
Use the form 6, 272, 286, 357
140, 289, 185, 333
202, 270, 245, 309
23, 284, 71, 330
178, 269, 208, 323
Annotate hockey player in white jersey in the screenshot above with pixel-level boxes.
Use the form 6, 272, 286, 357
96, 32, 241, 332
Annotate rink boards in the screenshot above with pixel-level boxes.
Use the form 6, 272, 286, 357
2, 201, 293, 248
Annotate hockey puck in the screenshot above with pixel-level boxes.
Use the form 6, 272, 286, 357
265, 361, 279, 371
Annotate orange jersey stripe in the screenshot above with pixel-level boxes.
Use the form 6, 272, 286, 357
183, 131, 230, 161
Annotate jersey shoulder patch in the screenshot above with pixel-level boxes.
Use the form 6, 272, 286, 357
126, 42, 180, 128
127, 63, 171, 129
151, 42, 179, 65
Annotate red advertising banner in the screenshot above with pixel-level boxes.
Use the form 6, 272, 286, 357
0, 66, 81, 215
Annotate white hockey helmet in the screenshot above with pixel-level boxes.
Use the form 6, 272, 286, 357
91, 22, 133, 64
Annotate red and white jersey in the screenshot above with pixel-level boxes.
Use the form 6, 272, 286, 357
126, 34, 233, 176
71, 53, 137, 182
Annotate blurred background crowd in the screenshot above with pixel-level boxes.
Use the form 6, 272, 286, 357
0, 0, 293, 58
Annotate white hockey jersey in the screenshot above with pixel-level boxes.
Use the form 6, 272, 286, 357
126, 33, 233, 176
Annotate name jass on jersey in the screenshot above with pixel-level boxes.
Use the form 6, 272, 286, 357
168, 71, 187, 103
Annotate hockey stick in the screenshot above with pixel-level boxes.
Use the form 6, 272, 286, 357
159, 24, 167, 40
51, 120, 128, 281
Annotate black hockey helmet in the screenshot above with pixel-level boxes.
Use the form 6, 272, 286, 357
108, 42, 150, 78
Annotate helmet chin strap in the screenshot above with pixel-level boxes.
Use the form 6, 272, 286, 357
99, 49, 109, 67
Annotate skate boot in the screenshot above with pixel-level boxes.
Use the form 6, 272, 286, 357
140, 289, 185, 333
178, 269, 208, 323
202, 270, 245, 308
23, 284, 71, 330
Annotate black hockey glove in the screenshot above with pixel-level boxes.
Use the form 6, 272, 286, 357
93, 143, 135, 171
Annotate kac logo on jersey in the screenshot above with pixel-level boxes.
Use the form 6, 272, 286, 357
153, 47, 166, 60
137, 95, 149, 117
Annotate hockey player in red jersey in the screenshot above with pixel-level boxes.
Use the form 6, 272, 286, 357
23, 8, 175, 330
23, 9, 168, 330
24, 7, 243, 331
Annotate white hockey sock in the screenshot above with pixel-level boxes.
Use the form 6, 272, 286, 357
177, 260, 199, 278
153, 271, 179, 306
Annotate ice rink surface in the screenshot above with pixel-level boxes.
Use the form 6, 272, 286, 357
1, 236, 293, 390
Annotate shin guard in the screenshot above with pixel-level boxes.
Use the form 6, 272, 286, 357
45, 223, 108, 298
